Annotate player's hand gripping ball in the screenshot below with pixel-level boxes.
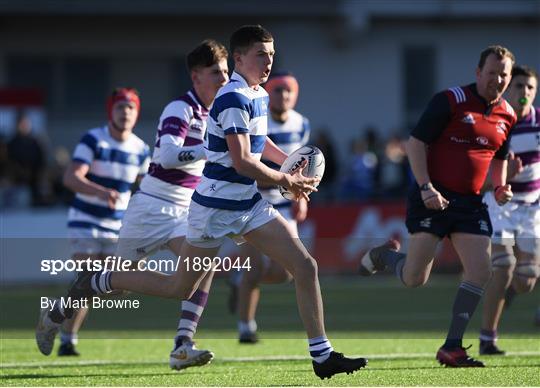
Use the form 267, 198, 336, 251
279, 145, 325, 200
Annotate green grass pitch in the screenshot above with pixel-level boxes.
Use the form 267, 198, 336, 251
1, 275, 539, 386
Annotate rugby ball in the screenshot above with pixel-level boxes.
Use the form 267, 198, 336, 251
279, 145, 325, 200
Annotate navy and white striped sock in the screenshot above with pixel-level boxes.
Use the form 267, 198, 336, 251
479, 328, 497, 344
238, 320, 257, 335
309, 336, 333, 363
91, 270, 113, 294
60, 331, 78, 346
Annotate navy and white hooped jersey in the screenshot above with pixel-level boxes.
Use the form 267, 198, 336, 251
260, 110, 310, 207
68, 126, 150, 235
192, 72, 269, 210
140, 89, 208, 206
509, 106, 540, 203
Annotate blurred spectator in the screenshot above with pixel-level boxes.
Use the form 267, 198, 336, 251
48, 146, 73, 205
0, 133, 7, 181
6, 113, 47, 206
0, 133, 10, 207
312, 129, 338, 202
364, 125, 381, 154
339, 138, 378, 200
377, 135, 410, 198
362, 126, 384, 192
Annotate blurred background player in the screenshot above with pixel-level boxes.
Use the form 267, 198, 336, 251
230, 70, 311, 343
48, 88, 150, 356
479, 65, 540, 355
359, 45, 516, 367
115, 39, 229, 370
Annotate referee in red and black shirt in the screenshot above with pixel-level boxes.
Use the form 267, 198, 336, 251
359, 45, 517, 367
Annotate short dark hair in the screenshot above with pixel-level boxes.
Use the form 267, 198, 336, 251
230, 25, 273, 54
512, 64, 538, 81
478, 45, 515, 69
186, 39, 228, 72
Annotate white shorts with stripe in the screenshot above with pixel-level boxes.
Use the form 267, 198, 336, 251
115, 192, 189, 261
187, 198, 279, 248
68, 227, 118, 256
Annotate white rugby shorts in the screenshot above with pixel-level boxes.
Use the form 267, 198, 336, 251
115, 192, 189, 261
187, 198, 279, 248
68, 227, 118, 256
485, 191, 540, 254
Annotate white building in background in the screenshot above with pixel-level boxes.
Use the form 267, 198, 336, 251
0, 0, 538, 163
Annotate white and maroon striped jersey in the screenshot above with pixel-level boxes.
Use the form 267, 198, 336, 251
139, 89, 208, 206
509, 106, 540, 204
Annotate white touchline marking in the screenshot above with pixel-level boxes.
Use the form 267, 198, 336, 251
2, 351, 540, 369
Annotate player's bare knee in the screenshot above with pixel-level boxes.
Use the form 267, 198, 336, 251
401, 267, 429, 287
292, 256, 318, 281
492, 252, 516, 274
512, 262, 539, 293
403, 273, 428, 288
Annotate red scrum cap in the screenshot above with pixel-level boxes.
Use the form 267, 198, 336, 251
106, 88, 140, 121
263, 71, 299, 108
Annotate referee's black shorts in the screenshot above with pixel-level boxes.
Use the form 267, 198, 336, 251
405, 182, 492, 238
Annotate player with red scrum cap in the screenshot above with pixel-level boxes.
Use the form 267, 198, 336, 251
36, 87, 150, 357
